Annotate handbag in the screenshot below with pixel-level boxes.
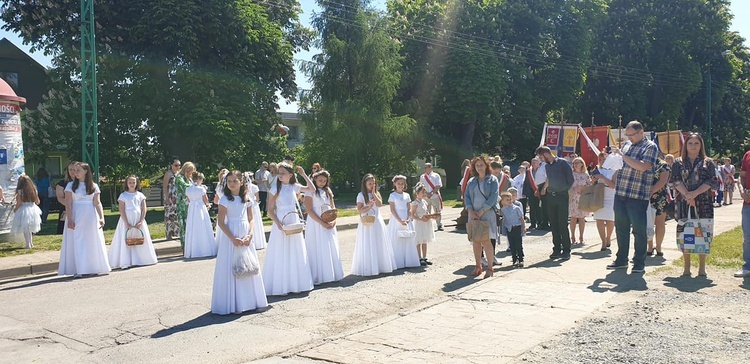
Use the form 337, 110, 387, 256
397, 224, 416, 239
579, 183, 605, 212
676, 206, 713, 254
467, 219, 490, 242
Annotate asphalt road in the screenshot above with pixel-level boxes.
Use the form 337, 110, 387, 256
0, 207, 609, 364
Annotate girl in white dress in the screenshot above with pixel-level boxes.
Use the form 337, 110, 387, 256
244, 172, 267, 250
304, 170, 344, 284
263, 163, 315, 295
108, 175, 158, 269
184, 172, 218, 259
387, 175, 421, 269
213, 168, 229, 205
58, 162, 111, 276
412, 183, 437, 266
11, 175, 42, 249
351, 174, 397, 276
211, 171, 268, 314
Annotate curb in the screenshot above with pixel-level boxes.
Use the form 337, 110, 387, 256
0, 213, 460, 281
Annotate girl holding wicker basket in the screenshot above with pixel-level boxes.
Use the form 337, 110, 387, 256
263, 163, 316, 296
303, 169, 344, 284
351, 174, 397, 276
108, 175, 158, 269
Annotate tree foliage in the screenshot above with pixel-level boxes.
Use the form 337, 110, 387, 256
300, 0, 418, 189
2, 0, 311, 178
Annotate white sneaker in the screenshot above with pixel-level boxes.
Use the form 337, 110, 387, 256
481, 257, 488, 267
733, 269, 750, 278
493, 257, 501, 266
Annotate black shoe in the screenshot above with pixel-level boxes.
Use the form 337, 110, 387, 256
549, 252, 561, 259
437, 226, 444, 231
646, 250, 654, 257
505, 248, 511, 253
560, 252, 571, 261
656, 251, 664, 257
419, 259, 427, 266
606, 261, 628, 270
529, 224, 537, 229
424, 258, 433, 265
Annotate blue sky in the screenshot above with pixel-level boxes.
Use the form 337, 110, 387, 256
2, 0, 749, 112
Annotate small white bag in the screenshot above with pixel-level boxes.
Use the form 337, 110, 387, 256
232, 245, 260, 278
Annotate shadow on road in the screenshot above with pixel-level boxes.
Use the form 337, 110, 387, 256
151, 308, 269, 338
587, 270, 648, 293
663, 275, 717, 292
573, 250, 611, 260
442, 265, 484, 292
0, 274, 80, 291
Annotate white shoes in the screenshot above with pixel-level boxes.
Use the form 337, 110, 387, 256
481, 257, 488, 267
493, 257, 501, 265
733, 269, 750, 278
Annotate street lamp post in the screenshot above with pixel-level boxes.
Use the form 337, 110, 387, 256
705, 50, 731, 156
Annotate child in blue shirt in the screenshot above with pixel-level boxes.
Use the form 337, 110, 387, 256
501, 191, 525, 267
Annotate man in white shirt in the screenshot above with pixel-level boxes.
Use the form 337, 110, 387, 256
255, 161, 270, 216
420, 163, 444, 231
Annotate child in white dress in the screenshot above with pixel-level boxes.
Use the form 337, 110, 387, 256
244, 172, 267, 250
184, 172, 217, 259
263, 163, 315, 295
387, 175, 421, 269
211, 171, 268, 314
304, 170, 344, 284
108, 175, 158, 269
411, 183, 436, 266
352, 174, 397, 276
58, 162, 111, 276
11, 175, 42, 249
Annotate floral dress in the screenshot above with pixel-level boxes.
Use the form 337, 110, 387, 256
649, 159, 671, 215
669, 157, 719, 220
174, 174, 191, 248
568, 172, 591, 218
164, 170, 180, 239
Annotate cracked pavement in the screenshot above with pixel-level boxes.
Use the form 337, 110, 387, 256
0, 203, 744, 363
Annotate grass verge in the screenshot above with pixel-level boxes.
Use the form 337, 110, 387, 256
673, 226, 744, 269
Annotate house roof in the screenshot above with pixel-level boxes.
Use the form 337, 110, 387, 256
0, 37, 47, 71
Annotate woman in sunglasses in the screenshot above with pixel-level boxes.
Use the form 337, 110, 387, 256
162, 157, 182, 240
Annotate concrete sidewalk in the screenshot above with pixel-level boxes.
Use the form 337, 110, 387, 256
269, 202, 745, 364
0, 205, 464, 280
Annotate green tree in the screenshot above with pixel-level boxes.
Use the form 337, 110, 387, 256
301, 0, 417, 189
2, 0, 310, 175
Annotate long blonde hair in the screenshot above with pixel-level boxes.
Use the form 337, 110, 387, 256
572, 157, 588, 175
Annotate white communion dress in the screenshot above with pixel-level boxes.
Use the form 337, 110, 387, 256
304, 189, 344, 284
108, 191, 158, 269
184, 184, 218, 258
211, 195, 268, 314
58, 182, 111, 276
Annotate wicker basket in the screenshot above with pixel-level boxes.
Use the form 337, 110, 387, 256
125, 227, 145, 246
281, 211, 305, 235
360, 215, 376, 226
320, 204, 338, 223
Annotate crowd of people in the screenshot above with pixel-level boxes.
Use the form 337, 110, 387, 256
462, 121, 750, 280
8, 119, 750, 316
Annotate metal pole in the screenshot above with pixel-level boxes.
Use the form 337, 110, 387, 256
706, 67, 712, 155
81, 0, 99, 181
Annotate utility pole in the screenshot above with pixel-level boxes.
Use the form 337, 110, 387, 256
706, 67, 712, 155
81, 0, 99, 180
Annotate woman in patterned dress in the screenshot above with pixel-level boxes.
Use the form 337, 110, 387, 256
669, 133, 719, 277
647, 158, 670, 257
568, 157, 591, 245
174, 162, 197, 250
162, 157, 181, 240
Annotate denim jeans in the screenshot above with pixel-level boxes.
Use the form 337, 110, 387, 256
614, 196, 649, 269
743, 205, 750, 270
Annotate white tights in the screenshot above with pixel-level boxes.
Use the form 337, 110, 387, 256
23, 231, 33, 249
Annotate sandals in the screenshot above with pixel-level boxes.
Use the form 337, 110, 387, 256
471, 266, 483, 277
484, 269, 494, 279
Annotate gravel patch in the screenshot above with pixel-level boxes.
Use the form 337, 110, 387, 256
515, 268, 750, 364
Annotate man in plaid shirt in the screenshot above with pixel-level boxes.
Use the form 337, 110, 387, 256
606, 121, 660, 273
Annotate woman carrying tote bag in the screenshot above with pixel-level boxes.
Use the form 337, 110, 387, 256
464, 156, 500, 279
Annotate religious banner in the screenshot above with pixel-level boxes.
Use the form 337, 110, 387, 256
655, 130, 683, 156
580, 126, 612, 168
545, 124, 562, 155
560, 126, 578, 158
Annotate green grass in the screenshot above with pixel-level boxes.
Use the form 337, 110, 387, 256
0, 207, 168, 258
674, 226, 744, 269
